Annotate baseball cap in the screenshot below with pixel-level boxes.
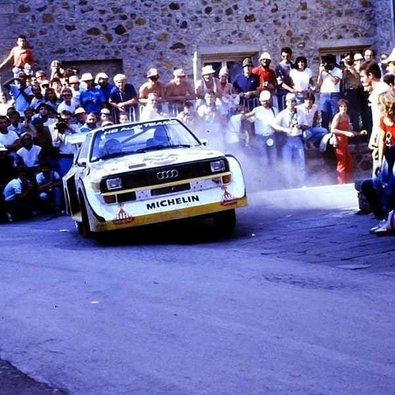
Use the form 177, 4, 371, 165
242, 58, 253, 68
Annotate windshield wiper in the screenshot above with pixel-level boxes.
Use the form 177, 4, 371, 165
166, 144, 191, 148
135, 145, 168, 153
99, 152, 125, 160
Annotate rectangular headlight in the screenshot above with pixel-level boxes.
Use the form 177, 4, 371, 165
210, 159, 225, 173
106, 177, 122, 190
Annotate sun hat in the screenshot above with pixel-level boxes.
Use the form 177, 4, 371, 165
259, 52, 272, 61
173, 68, 186, 77
147, 68, 159, 78
201, 65, 216, 75
80, 72, 94, 81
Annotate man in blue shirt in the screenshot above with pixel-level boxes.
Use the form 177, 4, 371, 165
232, 57, 260, 111
3, 73, 33, 116
79, 72, 106, 116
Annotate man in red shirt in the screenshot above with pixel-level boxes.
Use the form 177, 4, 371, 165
0, 35, 35, 77
252, 52, 277, 97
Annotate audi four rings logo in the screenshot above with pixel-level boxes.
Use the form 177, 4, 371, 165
156, 169, 179, 180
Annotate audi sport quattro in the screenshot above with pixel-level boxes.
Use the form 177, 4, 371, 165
63, 118, 247, 237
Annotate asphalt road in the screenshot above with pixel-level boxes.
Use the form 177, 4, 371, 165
1, 184, 395, 394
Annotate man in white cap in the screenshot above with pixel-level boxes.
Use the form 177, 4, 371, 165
272, 92, 307, 188
95, 72, 115, 103
139, 68, 166, 105
165, 68, 195, 115
252, 52, 277, 98
195, 64, 220, 100
67, 75, 81, 106
79, 72, 107, 115
242, 90, 278, 167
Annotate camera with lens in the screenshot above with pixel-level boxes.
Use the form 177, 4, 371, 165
321, 54, 336, 71
55, 117, 68, 133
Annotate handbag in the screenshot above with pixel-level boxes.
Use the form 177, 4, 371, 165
319, 132, 337, 152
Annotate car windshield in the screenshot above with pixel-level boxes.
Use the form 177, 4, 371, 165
90, 119, 202, 162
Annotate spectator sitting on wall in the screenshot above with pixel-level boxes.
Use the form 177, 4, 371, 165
0, 35, 35, 77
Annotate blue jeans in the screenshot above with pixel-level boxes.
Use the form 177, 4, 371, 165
282, 135, 305, 187
255, 135, 277, 166
319, 92, 341, 130
304, 126, 328, 147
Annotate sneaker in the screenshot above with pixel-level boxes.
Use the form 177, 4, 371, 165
374, 222, 395, 236
369, 219, 386, 234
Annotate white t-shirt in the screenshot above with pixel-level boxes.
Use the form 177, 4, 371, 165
226, 114, 243, 144
296, 103, 318, 127
3, 178, 23, 201
17, 145, 42, 168
320, 67, 343, 93
57, 101, 77, 115
0, 130, 19, 146
251, 106, 278, 136
290, 68, 313, 92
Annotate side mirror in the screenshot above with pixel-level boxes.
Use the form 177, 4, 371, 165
200, 138, 208, 146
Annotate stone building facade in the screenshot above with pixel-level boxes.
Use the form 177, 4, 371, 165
0, 0, 393, 86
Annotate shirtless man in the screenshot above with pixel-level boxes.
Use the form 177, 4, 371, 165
165, 68, 195, 114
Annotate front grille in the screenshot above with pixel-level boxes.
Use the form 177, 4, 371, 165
100, 157, 228, 193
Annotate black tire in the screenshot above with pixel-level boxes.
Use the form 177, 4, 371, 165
213, 209, 236, 237
77, 197, 92, 238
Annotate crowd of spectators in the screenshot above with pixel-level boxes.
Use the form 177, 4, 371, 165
0, 34, 394, 226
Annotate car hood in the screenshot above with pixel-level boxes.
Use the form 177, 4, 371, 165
89, 146, 226, 177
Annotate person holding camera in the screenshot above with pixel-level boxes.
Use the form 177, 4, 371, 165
49, 110, 80, 177
272, 93, 307, 188
316, 54, 343, 130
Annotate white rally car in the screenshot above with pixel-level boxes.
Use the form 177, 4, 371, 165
63, 118, 247, 237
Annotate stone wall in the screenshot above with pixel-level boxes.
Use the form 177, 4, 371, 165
0, 0, 392, 86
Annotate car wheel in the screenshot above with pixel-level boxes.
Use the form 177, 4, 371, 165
213, 209, 236, 237
77, 197, 92, 238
